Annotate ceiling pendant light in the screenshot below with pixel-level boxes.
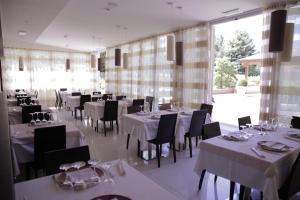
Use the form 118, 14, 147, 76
66, 58, 70, 72
91, 54, 96, 68
115, 48, 121, 66
18, 56, 24, 71
269, 9, 287, 52
167, 35, 175, 61
281, 23, 294, 62
123, 52, 128, 68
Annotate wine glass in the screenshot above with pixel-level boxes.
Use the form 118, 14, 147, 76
29, 113, 35, 125
59, 163, 72, 172
42, 112, 47, 123
139, 105, 143, 112
72, 161, 86, 183
88, 159, 101, 181
35, 112, 41, 123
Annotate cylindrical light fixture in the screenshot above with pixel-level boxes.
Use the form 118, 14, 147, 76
269, 9, 287, 52
167, 35, 175, 61
123, 53, 128, 68
91, 54, 96, 68
115, 48, 121, 66
66, 59, 70, 71
281, 23, 294, 62
176, 41, 183, 66
18, 56, 24, 71
97, 58, 101, 71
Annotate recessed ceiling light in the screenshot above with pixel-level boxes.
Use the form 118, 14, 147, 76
64, 34, 68, 38
167, 1, 174, 6
104, 7, 111, 11
176, 6, 183, 10
18, 30, 27, 36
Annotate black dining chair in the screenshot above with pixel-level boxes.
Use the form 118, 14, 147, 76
75, 94, 91, 121
60, 88, 67, 91
102, 93, 113, 101
55, 90, 60, 109
126, 106, 141, 150
17, 97, 30, 106
291, 116, 300, 129
148, 113, 178, 168
238, 116, 252, 130
158, 103, 171, 110
27, 125, 66, 178
116, 95, 126, 100
44, 145, 90, 175
22, 105, 42, 123
199, 122, 239, 200
98, 101, 118, 136
146, 96, 154, 112
92, 91, 101, 95
184, 110, 207, 158
71, 92, 81, 96
132, 99, 145, 107
200, 103, 213, 116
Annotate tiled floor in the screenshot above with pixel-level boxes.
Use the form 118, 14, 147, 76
18, 108, 300, 200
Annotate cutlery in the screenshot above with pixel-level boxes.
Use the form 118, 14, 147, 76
251, 147, 265, 158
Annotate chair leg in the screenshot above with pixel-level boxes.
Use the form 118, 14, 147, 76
184, 136, 187, 150
103, 121, 106, 136
116, 120, 119, 132
198, 169, 206, 191
189, 137, 192, 158
137, 140, 141, 157
239, 185, 245, 200
260, 191, 263, 200
156, 144, 160, 168
96, 120, 98, 132
126, 134, 130, 149
230, 181, 235, 200
80, 110, 83, 121
172, 141, 176, 163
196, 137, 198, 147
214, 175, 218, 183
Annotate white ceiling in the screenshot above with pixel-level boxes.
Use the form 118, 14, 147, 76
1, 0, 281, 52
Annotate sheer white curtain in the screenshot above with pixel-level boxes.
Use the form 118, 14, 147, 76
260, 5, 300, 122
2, 48, 98, 106
104, 25, 211, 109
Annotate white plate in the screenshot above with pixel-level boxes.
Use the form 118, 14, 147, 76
135, 112, 150, 116
149, 115, 160, 120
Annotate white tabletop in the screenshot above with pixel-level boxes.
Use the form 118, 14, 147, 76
194, 127, 300, 200
14, 160, 180, 200
10, 122, 85, 176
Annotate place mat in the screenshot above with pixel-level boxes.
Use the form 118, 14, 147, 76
135, 111, 150, 116
257, 141, 291, 152
221, 132, 250, 141
91, 195, 131, 200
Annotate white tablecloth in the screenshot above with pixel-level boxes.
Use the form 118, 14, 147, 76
84, 100, 150, 121
194, 127, 300, 200
10, 122, 85, 176
66, 96, 80, 110
59, 91, 71, 105
14, 160, 179, 200
121, 109, 209, 149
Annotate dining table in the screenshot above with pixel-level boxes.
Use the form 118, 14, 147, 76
121, 108, 211, 153
194, 126, 300, 200
14, 160, 180, 200
66, 95, 102, 111
84, 99, 150, 124
10, 122, 86, 176
8, 105, 51, 124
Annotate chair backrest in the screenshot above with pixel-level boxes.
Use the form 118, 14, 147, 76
146, 96, 154, 112
102, 93, 112, 101
202, 122, 221, 140
132, 99, 145, 106
91, 97, 101, 102
17, 97, 31, 106
80, 94, 91, 107
15, 89, 20, 92
71, 92, 81, 96
22, 105, 42, 123
238, 116, 252, 130
44, 145, 90, 175
116, 95, 126, 100
60, 88, 67, 91
155, 113, 178, 144
103, 101, 118, 121
200, 103, 213, 116
291, 116, 300, 129
188, 110, 207, 137
127, 105, 141, 114
280, 153, 300, 198
34, 125, 66, 169
92, 91, 101, 95
158, 103, 171, 110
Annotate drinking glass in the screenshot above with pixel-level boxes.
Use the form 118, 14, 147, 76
29, 113, 35, 125
88, 159, 101, 181
35, 112, 41, 123
41, 112, 47, 123
59, 163, 72, 172
139, 105, 143, 112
